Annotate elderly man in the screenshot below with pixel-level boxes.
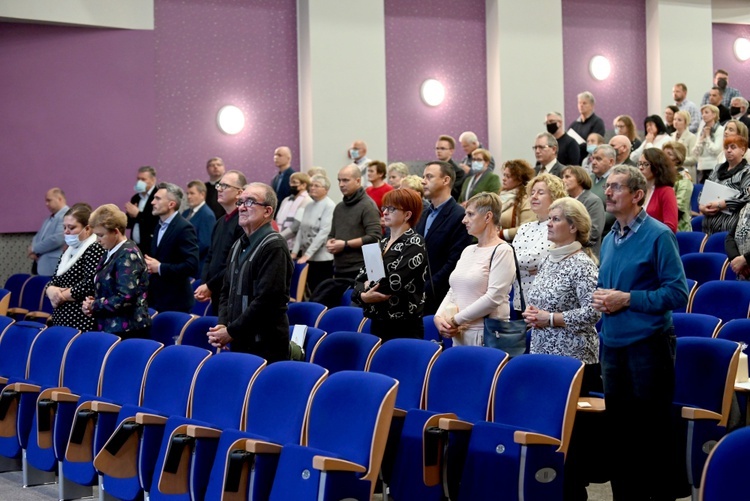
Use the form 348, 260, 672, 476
209, 183, 293, 363
204, 157, 226, 218
569, 91, 606, 160
533, 132, 564, 177
125, 166, 159, 255
348, 139, 372, 187
458, 131, 495, 173
701, 69, 741, 108
182, 180, 216, 277
435, 134, 465, 200
29, 188, 68, 275
673, 83, 700, 133
144, 182, 199, 313
326, 164, 381, 280
594, 165, 687, 500
608, 135, 636, 166
590, 144, 618, 236
730, 96, 750, 129
271, 146, 295, 210
707, 86, 732, 124
545, 112, 580, 166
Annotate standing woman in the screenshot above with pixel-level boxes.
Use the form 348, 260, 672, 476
700, 136, 750, 235
693, 104, 725, 183
662, 141, 694, 231
664, 105, 679, 135
630, 115, 670, 162
386, 162, 410, 189
434, 193, 515, 346
561, 166, 605, 257
499, 159, 536, 242
46, 204, 106, 331
82, 204, 151, 339
459, 148, 501, 204
613, 115, 641, 152
353, 188, 427, 341
670, 110, 697, 179
638, 148, 679, 233
276, 172, 312, 251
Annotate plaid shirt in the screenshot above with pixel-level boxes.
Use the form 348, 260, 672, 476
612, 208, 648, 246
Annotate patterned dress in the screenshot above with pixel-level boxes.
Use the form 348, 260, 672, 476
512, 219, 552, 310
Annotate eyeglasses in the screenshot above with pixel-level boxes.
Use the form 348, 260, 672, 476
532, 145, 550, 151
435, 147, 451, 151
236, 198, 270, 209
604, 183, 627, 193
637, 162, 651, 169
217, 182, 242, 191
381, 206, 402, 214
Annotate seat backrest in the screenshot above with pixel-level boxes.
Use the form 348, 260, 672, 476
675, 232, 706, 255
151, 311, 195, 346
492, 354, 583, 455
25, 326, 79, 387
287, 301, 327, 328
61, 332, 120, 396
190, 298, 210, 317
672, 312, 722, 338
703, 231, 729, 254
0, 289, 11, 316
0, 316, 13, 335
676, 279, 698, 314
100, 339, 164, 405
690, 185, 703, 214
340, 288, 354, 306
141, 345, 212, 417
426, 346, 508, 423
700, 427, 750, 501
690, 281, 750, 321
674, 337, 740, 427
306, 371, 398, 484
691, 215, 704, 232
288, 325, 327, 362
4, 274, 30, 309
190, 352, 265, 429
19, 275, 51, 312
681, 253, 728, 285
316, 306, 365, 333
422, 315, 452, 349
368, 338, 441, 411
311, 331, 381, 374
290, 263, 309, 303
179, 315, 217, 350
716, 319, 750, 345
0, 321, 46, 380
245, 361, 327, 445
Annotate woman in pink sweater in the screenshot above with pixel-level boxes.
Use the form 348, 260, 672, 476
638, 148, 678, 233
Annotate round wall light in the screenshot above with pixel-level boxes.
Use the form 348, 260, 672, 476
217, 105, 245, 135
734, 37, 750, 62
420, 79, 445, 107
589, 55, 611, 81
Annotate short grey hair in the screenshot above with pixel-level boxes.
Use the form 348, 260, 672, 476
611, 165, 647, 205
310, 175, 330, 191
458, 131, 478, 144
247, 182, 278, 213
546, 111, 563, 121
731, 97, 749, 110
578, 91, 595, 105
156, 182, 183, 205
536, 132, 558, 150
595, 144, 617, 160
387, 162, 409, 178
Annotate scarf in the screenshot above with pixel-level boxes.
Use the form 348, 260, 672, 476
55, 234, 96, 276
548, 241, 582, 263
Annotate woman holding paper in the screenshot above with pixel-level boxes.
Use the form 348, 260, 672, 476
700, 135, 750, 235
352, 188, 427, 341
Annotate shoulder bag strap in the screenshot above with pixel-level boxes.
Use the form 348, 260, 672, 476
489, 242, 526, 312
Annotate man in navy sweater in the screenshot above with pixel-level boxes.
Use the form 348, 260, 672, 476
594, 165, 688, 500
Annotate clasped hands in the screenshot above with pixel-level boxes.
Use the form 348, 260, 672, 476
592, 288, 630, 314
521, 305, 551, 328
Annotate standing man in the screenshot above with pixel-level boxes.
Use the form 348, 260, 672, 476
125, 166, 159, 255
271, 146, 295, 211
208, 183, 293, 363
533, 132, 565, 177
569, 91, 606, 160
458, 131, 495, 173
590, 144, 618, 236
593, 165, 688, 500
545, 112, 580, 166
730, 96, 750, 129
326, 164, 381, 280
707, 86, 732, 124
204, 157, 226, 219
195, 170, 247, 314
29, 188, 68, 275
348, 139, 372, 187
416, 161, 473, 315
701, 69, 741, 108
672, 83, 700, 133
144, 183, 199, 313
183, 180, 216, 277
435, 134, 465, 200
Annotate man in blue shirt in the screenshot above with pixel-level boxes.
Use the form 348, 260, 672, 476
594, 165, 688, 500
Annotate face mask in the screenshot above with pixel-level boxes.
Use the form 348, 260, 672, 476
717, 77, 728, 90
289, 186, 299, 196
586, 144, 597, 154
471, 161, 484, 173
65, 233, 82, 248
546, 122, 559, 134
134, 180, 147, 193
731, 106, 742, 116
349, 149, 360, 160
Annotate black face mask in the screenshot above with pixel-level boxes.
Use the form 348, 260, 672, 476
731, 106, 742, 116
546, 122, 559, 134
289, 186, 299, 196
717, 77, 728, 90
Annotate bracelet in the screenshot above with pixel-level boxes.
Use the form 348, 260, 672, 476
549, 313, 554, 327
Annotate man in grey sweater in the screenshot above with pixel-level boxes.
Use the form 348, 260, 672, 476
326, 164, 382, 279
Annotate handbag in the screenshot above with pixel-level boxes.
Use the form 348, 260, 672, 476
483, 243, 528, 356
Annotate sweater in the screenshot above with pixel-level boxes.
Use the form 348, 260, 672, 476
645, 185, 678, 233
201, 209, 244, 295
328, 187, 382, 275
292, 196, 335, 262
598, 215, 688, 348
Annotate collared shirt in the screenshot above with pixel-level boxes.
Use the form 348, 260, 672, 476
611, 208, 647, 246
701, 86, 741, 108
594, 168, 612, 184
156, 211, 177, 247
105, 239, 127, 265
539, 159, 557, 174
424, 198, 451, 237
224, 207, 238, 222
186, 201, 206, 220
675, 99, 700, 133
132, 185, 155, 245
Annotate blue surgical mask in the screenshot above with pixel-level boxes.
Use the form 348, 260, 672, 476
586, 144, 597, 154
471, 161, 485, 173
349, 148, 360, 160
134, 180, 147, 193
65, 233, 82, 248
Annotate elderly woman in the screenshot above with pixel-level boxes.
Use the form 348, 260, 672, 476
581, 133, 606, 175
614, 115, 641, 152
561, 165, 605, 257
512, 173, 568, 312
400, 174, 429, 212
276, 172, 312, 251
638, 148, 679, 233
630, 115, 670, 162
694, 104, 725, 183
434, 192, 515, 346
82, 204, 151, 339
292, 174, 335, 294
353, 188, 427, 341
662, 141, 694, 231
499, 159, 536, 242
700, 136, 750, 235
46, 203, 106, 330
670, 110, 698, 178
459, 148, 501, 204
386, 162, 410, 189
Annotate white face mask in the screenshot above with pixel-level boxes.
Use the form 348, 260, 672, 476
134, 180, 147, 193
65, 233, 82, 248
349, 148, 360, 160
471, 161, 485, 173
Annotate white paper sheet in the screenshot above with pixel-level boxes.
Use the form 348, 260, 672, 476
362, 242, 385, 283
291, 324, 308, 348
699, 180, 740, 215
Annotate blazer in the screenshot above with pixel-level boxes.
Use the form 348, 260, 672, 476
535, 161, 565, 178
31, 205, 68, 276
458, 170, 501, 203
577, 189, 606, 257
182, 203, 216, 277
127, 190, 159, 255
416, 197, 473, 315
148, 213, 200, 313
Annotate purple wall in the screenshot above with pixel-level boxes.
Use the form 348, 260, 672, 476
562, 0, 647, 133
712, 23, 750, 101
0, 23, 156, 233
385, 0, 489, 163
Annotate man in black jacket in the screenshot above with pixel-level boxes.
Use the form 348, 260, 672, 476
125, 166, 159, 255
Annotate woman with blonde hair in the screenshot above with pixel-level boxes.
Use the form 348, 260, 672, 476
694, 104, 725, 183
499, 159, 536, 241
386, 162, 410, 188
716, 119, 750, 165
670, 110, 697, 177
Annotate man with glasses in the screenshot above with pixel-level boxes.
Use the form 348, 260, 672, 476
435, 134, 465, 200
532, 132, 564, 177
194, 170, 247, 314
593, 165, 687, 500
208, 182, 293, 363
589, 144, 617, 235
325, 164, 381, 280
545, 112, 580, 166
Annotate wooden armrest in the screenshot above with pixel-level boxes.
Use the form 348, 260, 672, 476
9, 382, 41, 393
25, 312, 51, 320
8, 308, 29, 315
185, 425, 221, 439
514, 431, 561, 447
577, 397, 606, 412
91, 401, 121, 413
392, 408, 406, 418
51, 391, 80, 403
135, 413, 167, 425
0, 377, 7, 385
312, 455, 366, 473
244, 439, 282, 455
438, 417, 473, 431
681, 407, 722, 421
